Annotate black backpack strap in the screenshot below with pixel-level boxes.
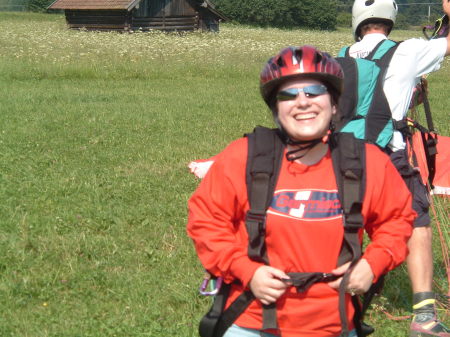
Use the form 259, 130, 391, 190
330, 132, 367, 337
199, 286, 257, 337
245, 126, 284, 263
199, 283, 232, 337
334, 56, 359, 132
245, 126, 284, 332
364, 39, 385, 59
198, 127, 284, 337
331, 133, 366, 265
211, 289, 256, 337
364, 40, 400, 146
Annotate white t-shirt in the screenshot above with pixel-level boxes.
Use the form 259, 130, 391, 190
349, 33, 447, 151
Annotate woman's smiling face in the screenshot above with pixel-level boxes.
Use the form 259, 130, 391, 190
276, 78, 337, 142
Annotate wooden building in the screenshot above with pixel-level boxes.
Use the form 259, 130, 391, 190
48, 0, 227, 32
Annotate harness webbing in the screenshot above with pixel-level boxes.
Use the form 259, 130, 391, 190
416, 80, 438, 187
245, 127, 284, 332
404, 78, 438, 188
212, 289, 255, 337
199, 283, 232, 337
199, 127, 285, 337
331, 132, 367, 337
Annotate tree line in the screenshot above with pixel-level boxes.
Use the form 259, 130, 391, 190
213, 0, 443, 29
214, 0, 338, 30
2, 0, 444, 30
0, 0, 51, 12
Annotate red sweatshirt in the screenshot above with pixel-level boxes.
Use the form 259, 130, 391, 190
187, 137, 414, 337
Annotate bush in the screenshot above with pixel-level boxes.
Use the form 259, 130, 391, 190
290, 0, 337, 30
26, 0, 52, 12
337, 12, 352, 28
395, 13, 410, 30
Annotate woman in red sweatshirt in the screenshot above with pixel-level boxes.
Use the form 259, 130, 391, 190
187, 45, 415, 337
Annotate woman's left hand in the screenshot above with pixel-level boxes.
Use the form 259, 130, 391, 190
327, 258, 374, 295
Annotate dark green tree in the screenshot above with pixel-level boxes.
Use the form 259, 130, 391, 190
214, 0, 338, 29
290, 0, 337, 30
26, 0, 52, 12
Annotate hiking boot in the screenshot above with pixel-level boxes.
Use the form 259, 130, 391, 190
409, 314, 450, 337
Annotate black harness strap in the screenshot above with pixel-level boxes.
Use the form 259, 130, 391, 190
287, 272, 338, 292
199, 283, 232, 337
401, 78, 438, 188
417, 80, 438, 188
199, 127, 284, 337
245, 127, 284, 332
212, 289, 256, 337
331, 132, 367, 337
245, 127, 284, 260
366, 40, 400, 146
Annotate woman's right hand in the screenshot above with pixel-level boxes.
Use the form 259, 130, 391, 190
249, 266, 291, 305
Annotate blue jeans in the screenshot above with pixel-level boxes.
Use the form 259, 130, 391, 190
223, 324, 358, 337
223, 325, 278, 337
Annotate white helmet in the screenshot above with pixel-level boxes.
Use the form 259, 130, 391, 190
352, 0, 398, 40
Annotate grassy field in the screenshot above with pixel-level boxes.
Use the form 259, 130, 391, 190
0, 12, 448, 337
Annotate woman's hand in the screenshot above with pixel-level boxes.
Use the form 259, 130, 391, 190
249, 266, 290, 305
327, 259, 374, 295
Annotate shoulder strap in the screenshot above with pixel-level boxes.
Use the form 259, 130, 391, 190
198, 127, 285, 337
244, 126, 285, 332
334, 56, 359, 131
245, 126, 284, 264
363, 40, 401, 148
330, 132, 366, 266
330, 132, 367, 337
365, 39, 398, 61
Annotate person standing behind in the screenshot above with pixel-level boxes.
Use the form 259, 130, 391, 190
347, 1, 450, 336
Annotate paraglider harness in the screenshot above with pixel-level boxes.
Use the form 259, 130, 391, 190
335, 39, 401, 149
198, 127, 378, 337
335, 22, 443, 191
399, 13, 449, 189
399, 78, 439, 189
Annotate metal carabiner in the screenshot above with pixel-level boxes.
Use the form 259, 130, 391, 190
199, 272, 223, 296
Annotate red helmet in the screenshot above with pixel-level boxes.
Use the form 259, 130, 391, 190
260, 45, 344, 107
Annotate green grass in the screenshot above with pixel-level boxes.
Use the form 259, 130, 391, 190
0, 12, 448, 337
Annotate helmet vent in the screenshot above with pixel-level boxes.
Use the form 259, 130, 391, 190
269, 58, 278, 71
276, 56, 285, 68
293, 49, 303, 65
314, 52, 323, 65
393, 1, 397, 10
365, 0, 374, 6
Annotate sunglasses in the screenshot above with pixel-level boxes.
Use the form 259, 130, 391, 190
276, 84, 328, 101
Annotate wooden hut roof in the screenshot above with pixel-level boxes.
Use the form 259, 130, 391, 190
197, 0, 226, 20
48, 0, 142, 10
48, 0, 227, 21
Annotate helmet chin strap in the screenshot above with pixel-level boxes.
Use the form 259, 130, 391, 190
285, 138, 323, 161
